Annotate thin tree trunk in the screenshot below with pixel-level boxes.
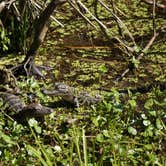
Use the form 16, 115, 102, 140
23, 0, 66, 63
10, 0, 66, 77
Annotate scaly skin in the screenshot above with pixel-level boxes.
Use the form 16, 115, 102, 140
20, 103, 53, 118
43, 82, 75, 102
43, 82, 102, 107
0, 92, 53, 120
0, 92, 25, 112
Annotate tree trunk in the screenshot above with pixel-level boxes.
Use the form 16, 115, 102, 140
13, 0, 67, 77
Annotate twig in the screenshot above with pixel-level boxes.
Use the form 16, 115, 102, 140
116, 32, 158, 81
23, 56, 31, 76
68, 0, 98, 29
137, 32, 158, 60
110, 0, 124, 39
99, 0, 137, 47
114, 36, 135, 53
76, 0, 108, 30
12, 2, 21, 20
0, 1, 5, 13
30, 0, 64, 27
6, 0, 16, 9
141, 0, 166, 9
152, 0, 156, 35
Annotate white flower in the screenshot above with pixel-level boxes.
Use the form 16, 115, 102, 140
54, 145, 61, 152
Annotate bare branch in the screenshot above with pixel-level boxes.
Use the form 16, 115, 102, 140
30, 0, 64, 27
116, 32, 158, 81
76, 0, 108, 30
152, 0, 156, 35
99, 0, 137, 47
68, 0, 98, 29
141, 0, 166, 9
0, 1, 6, 13
137, 32, 158, 60
6, 0, 16, 7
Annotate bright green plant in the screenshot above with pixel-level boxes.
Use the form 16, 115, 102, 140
0, 28, 10, 51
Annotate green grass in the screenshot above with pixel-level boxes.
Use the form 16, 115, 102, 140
0, 0, 165, 165
0, 79, 165, 165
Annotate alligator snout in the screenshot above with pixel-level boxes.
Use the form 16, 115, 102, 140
21, 103, 54, 118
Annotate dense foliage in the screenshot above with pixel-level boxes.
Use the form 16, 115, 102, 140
0, 0, 165, 165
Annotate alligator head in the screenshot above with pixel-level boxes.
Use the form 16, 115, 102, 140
20, 103, 54, 118
42, 82, 75, 102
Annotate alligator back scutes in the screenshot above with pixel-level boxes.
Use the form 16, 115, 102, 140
0, 92, 25, 112
75, 92, 102, 106
0, 92, 54, 121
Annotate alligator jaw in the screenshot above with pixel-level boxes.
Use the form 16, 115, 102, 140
10, 103, 53, 124
42, 89, 65, 96
21, 103, 54, 117
42, 89, 75, 102
11, 103, 54, 122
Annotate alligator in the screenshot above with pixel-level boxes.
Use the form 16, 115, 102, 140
42, 82, 102, 107
0, 92, 53, 122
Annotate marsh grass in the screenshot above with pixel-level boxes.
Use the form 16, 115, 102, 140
1, 82, 165, 165
0, 0, 165, 165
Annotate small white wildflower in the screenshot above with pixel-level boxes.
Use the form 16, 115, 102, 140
54, 145, 61, 152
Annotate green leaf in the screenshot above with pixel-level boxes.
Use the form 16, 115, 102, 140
1, 30, 5, 39
145, 126, 154, 137
0, 131, 16, 145
28, 118, 38, 127
103, 130, 110, 138
134, 46, 141, 53
96, 133, 104, 142
26, 145, 48, 166
141, 114, 147, 119
149, 110, 156, 117
92, 117, 99, 127
131, 56, 140, 68
143, 120, 151, 126
128, 99, 137, 109
28, 118, 42, 134
98, 64, 108, 73
144, 144, 153, 150
156, 118, 163, 130
34, 126, 42, 134
144, 99, 153, 109
128, 126, 137, 135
